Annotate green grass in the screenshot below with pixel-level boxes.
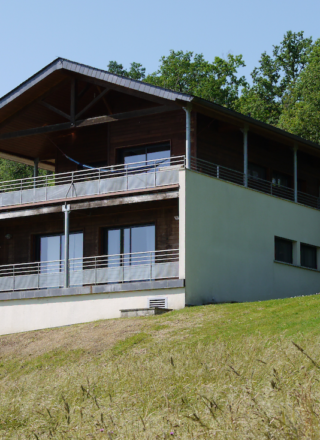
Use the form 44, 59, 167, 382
1, 295, 320, 439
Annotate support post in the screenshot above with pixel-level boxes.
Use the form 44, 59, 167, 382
70, 79, 76, 125
62, 204, 71, 288
243, 126, 249, 187
34, 157, 39, 188
183, 106, 192, 169
294, 144, 298, 203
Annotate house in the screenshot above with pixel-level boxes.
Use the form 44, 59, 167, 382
0, 58, 319, 335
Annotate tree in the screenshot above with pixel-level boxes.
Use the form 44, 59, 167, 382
237, 31, 314, 125
278, 41, 320, 143
145, 50, 247, 109
107, 61, 146, 80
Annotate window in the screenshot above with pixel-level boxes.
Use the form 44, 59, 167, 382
275, 237, 293, 264
118, 144, 170, 170
38, 232, 83, 271
301, 243, 317, 269
103, 224, 155, 266
248, 163, 267, 180
272, 171, 290, 188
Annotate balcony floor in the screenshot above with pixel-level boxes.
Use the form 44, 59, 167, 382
0, 279, 184, 302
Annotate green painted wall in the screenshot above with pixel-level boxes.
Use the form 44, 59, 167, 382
184, 170, 320, 304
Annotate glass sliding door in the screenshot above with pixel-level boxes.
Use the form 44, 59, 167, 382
39, 232, 83, 272
104, 224, 155, 264
121, 144, 170, 170
103, 224, 155, 282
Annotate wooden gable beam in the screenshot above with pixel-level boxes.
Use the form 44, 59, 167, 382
0, 105, 177, 140
75, 87, 109, 119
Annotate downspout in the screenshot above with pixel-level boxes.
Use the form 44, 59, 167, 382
183, 105, 192, 169
62, 204, 71, 288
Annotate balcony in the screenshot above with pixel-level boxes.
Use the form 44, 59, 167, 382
190, 157, 320, 210
0, 156, 185, 209
0, 249, 179, 293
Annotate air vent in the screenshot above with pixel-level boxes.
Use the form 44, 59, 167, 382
148, 297, 168, 309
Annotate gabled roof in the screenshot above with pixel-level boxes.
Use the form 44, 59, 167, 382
0, 58, 193, 110
0, 57, 320, 156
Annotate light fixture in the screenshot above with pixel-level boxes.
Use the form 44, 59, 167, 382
5, 234, 12, 240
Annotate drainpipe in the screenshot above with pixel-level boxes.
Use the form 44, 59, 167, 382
243, 126, 248, 187
62, 204, 71, 288
294, 144, 298, 203
183, 106, 192, 169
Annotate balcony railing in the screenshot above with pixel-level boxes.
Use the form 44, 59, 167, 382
0, 249, 179, 292
0, 156, 185, 208
190, 157, 320, 210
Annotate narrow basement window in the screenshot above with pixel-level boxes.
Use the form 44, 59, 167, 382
275, 237, 293, 264
301, 243, 317, 269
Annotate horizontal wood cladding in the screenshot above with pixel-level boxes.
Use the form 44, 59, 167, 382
197, 114, 243, 171
54, 109, 193, 172
0, 199, 179, 266
197, 114, 320, 196
108, 109, 187, 164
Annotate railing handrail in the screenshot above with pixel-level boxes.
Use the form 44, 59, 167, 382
0, 155, 186, 190
190, 156, 319, 204
0, 249, 180, 273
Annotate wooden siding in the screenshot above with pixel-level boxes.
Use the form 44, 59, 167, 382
0, 199, 179, 265
53, 109, 198, 173
197, 114, 320, 196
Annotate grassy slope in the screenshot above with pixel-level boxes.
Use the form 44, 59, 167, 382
1, 295, 320, 439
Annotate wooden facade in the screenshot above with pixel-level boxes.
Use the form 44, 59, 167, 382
0, 58, 320, 269
0, 199, 179, 265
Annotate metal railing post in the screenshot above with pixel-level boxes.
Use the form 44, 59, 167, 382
12, 266, 15, 291
45, 174, 47, 201
217, 165, 220, 179
126, 167, 128, 191
20, 180, 22, 204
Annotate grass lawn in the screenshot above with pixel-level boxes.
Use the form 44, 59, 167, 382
1, 295, 320, 439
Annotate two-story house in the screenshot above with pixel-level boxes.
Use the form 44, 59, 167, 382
0, 58, 319, 335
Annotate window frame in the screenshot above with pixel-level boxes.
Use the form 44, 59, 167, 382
117, 142, 171, 166
300, 242, 318, 270
103, 223, 156, 264
274, 236, 293, 265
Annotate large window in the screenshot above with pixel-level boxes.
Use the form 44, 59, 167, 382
248, 163, 267, 180
301, 243, 317, 269
275, 237, 293, 264
38, 232, 83, 270
103, 224, 155, 265
272, 171, 290, 188
119, 144, 170, 169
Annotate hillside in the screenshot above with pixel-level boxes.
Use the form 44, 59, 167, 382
1, 295, 320, 439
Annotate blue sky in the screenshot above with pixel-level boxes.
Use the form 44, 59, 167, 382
1, 0, 319, 97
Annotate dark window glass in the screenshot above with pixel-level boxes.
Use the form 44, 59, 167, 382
272, 171, 290, 188
301, 244, 317, 269
120, 144, 170, 169
248, 163, 267, 180
275, 237, 293, 264
103, 224, 155, 266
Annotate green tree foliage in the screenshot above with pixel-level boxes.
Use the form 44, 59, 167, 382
0, 160, 47, 182
237, 31, 314, 125
279, 41, 320, 143
107, 61, 146, 80
145, 50, 247, 109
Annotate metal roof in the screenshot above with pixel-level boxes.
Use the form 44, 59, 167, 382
0, 58, 193, 109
